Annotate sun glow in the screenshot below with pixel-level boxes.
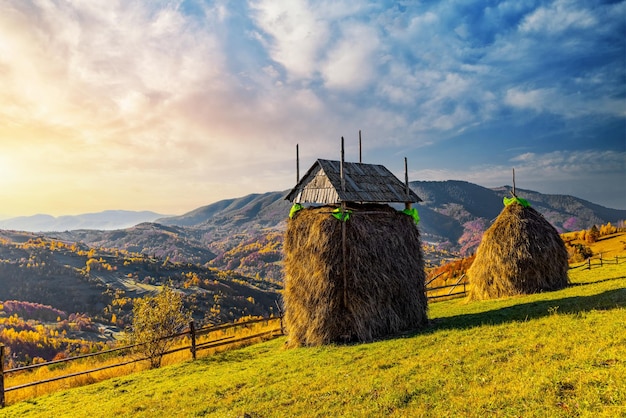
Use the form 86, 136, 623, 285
0, 155, 16, 186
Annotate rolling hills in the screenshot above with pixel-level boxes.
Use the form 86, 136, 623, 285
0, 231, 280, 328
6, 181, 621, 287
150, 180, 626, 258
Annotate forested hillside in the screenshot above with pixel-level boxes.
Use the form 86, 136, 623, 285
50, 223, 217, 265
0, 231, 281, 364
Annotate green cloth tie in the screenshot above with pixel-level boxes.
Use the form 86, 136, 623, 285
289, 203, 303, 219
503, 196, 530, 207
402, 207, 420, 224
332, 208, 351, 222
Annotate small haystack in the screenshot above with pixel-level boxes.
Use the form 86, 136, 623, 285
467, 199, 569, 300
283, 204, 427, 347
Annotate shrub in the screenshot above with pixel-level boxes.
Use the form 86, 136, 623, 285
128, 287, 190, 368
567, 243, 593, 263
586, 225, 600, 244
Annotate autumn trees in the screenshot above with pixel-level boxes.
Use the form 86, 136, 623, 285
127, 287, 190, 369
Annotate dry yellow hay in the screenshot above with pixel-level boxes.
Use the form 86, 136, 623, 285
467, 201, 569, 300
283, 204, 427, 347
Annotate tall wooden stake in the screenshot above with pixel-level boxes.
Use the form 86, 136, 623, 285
512, 168, 516, 197
340, 137, 348, 309
359, 130, 362, 163
341, 209, 348, 309
0, 344, 5, 408
405, 157, 411, 210
189, 321, 197, 360
340, 137, 345, 193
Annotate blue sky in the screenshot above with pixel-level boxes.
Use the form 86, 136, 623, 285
0, 0, 624, 217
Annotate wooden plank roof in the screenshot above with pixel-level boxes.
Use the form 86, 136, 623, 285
285, 159, 422, 204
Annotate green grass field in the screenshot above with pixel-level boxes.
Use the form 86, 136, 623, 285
3, 263, 625, 417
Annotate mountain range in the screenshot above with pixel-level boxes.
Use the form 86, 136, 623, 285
0, 181, 621, 269
155, 180, 625, 245
30, 181, 623, 280
0, 210, 167, 232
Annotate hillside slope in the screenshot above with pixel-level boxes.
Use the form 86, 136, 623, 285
158, 191, 291, 230
49, 222, 216, 264
3, 264, 625, 417
0, 231, 280, 328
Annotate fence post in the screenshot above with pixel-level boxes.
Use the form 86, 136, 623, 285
600, 253, 603, 267
189, 321, 197, 361
1, 344, 5, 408
587, 258, 591, 270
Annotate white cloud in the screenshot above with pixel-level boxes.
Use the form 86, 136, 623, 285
519, 0, 597, 34
321, 22, 380, 90
403, 11, 439, 38
249, 0, 330, 81
0, 1, 224, 130
504, 88, 554, 112
504, 86, 625, 118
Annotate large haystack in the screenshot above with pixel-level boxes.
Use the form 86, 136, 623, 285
283, 204, 427, 347
467, 200, 569, 300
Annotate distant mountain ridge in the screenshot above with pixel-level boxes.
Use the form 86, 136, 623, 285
409, 180, 626, 253
157, 191, 290, 229
8, 181, 626, 271
0, 210, 168, 232
157, 180, 625, 246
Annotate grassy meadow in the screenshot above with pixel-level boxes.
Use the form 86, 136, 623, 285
3, 260, 625, 417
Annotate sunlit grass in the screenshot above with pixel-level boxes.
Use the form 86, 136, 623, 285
3, 264, 625, 417
3, 318, 281, 406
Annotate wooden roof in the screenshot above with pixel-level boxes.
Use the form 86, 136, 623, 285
285, 159, 422, 204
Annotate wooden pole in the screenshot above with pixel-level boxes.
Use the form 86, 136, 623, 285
340, 136, 348, 309
189, 321, 197, 361
340, 137, 345, 193
1, 344, 5, 408
405, 157, 411, 210
512, 168, 516, 197
296, 144, 300, 184
359, 130, 362, 163
600, 252, 603, 267
341, 208, 348, 309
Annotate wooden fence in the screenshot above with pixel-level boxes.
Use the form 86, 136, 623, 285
426, 273, 467, 300
424, 254, 626, 300
568, 254, 625, 271
0, 316, 283, 407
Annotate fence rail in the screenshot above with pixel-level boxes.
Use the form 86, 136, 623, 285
425, 254, 625, 300
569, 254, 624, 270
426, 273, 467, 300
0, 316, 282, 407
